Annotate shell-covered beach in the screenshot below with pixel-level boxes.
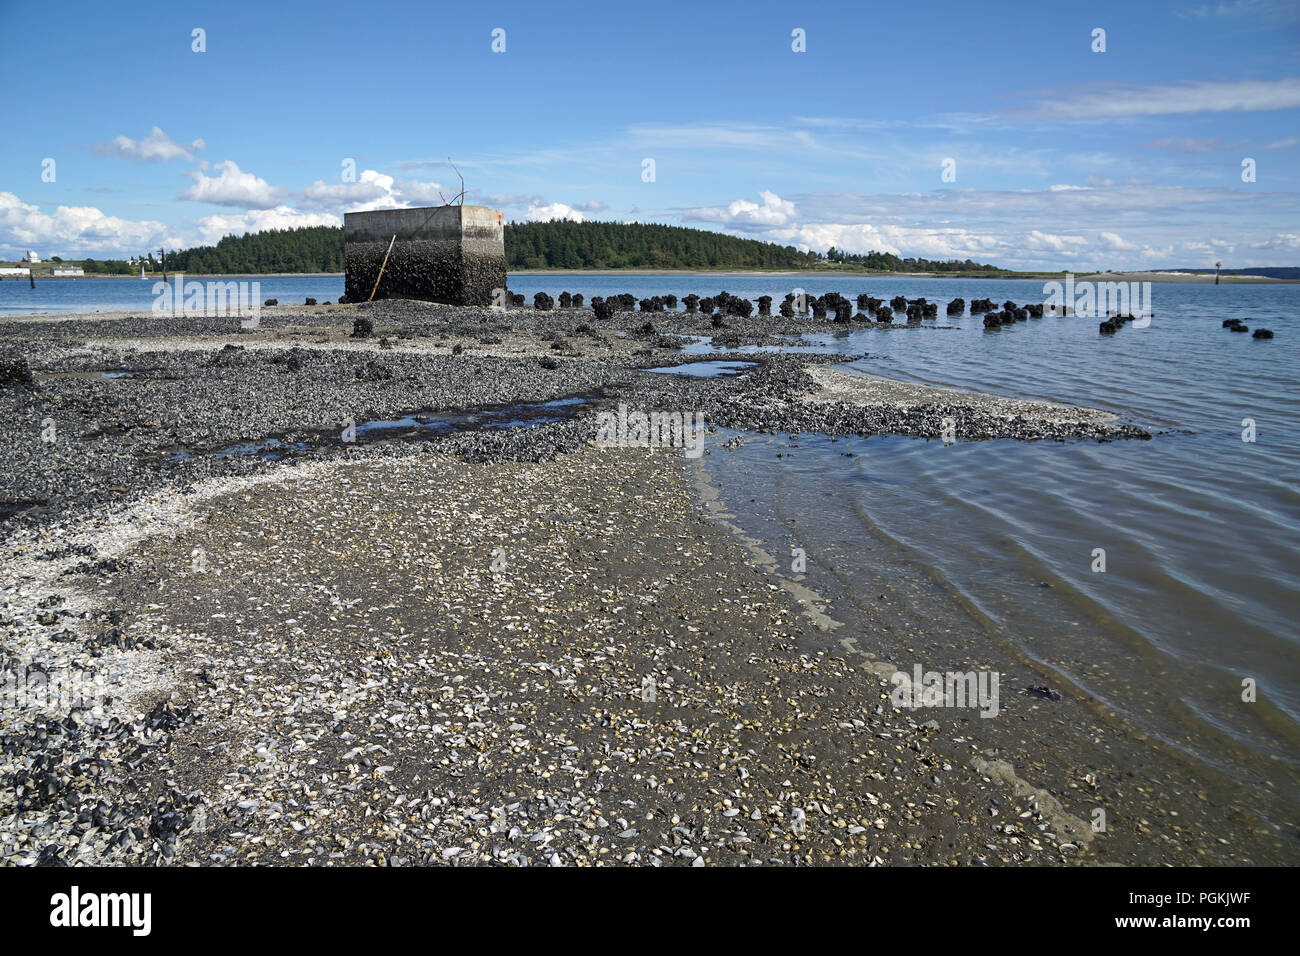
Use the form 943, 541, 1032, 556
2, 294, 1292, 866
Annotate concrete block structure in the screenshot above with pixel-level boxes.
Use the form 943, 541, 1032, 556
344, 205, 506, 307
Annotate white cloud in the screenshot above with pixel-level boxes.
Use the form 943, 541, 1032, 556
475, 194, 607, 217
302, 169, 401, 211
770, 222, 1156, 269
524, 201, 586, 222
301, 169, 451, 212
397, 178, 450, 204
192, 206, 342, 245
1138, 243, 1176, 260
1024, 230, 1088, 253
1265, 136, 1299, 149
793, 183, 1296, 229
683, 190, 797, 228
764, 221, 1000, 261
1250, 232, 1300, 251
0, 191, 168, 257
92, 126, 206, 163
679, 181, 1300, 270
181, 160, 284, 208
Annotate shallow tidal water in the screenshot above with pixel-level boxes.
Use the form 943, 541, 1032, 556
675, 277, 1298, 842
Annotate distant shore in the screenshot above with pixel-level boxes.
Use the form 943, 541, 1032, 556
511, 269, 1297, 284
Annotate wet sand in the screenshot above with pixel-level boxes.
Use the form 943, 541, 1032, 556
805, 366, 1120, 427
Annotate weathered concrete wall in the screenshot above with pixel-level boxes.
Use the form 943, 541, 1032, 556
344, 205, 506, 306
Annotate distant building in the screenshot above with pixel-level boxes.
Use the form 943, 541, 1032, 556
24, 250, 39, 263
0, 267, 31, 278
51, 265, 85, 277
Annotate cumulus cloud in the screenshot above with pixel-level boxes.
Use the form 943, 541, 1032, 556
682, 190, 797, 228
192, 206, 342, 245
764, 221, 1000, 261
677, 180, 1300, 270
92, 126, 206, 163
300, 169, 452, 212
397, 178, 450, 204
302, 170, 401, 211
1024, 230, 1088, 252
792, 183, 1294, 231
0, 191, 170, 257
475, 194, 606, 218
181, 160, 284, 208
524, 201, 586, 222
1249, 233, 1300, 251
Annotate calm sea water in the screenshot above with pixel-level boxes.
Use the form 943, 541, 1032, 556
6, 272, 1297, 789
0, 275, 346, 315
526, 274, 1299, 791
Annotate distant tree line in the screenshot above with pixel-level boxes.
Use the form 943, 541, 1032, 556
79, 259, 139, 275
160, 227, 345, 273
505, 220, 822, 270
823, 245, 1006, 273
145, 221, 1005, 275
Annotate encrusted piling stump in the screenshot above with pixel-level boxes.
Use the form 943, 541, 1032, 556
344, 205, 506, 306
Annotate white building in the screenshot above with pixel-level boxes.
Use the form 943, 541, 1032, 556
24, 250, 39, 263
51, 265, 85, 277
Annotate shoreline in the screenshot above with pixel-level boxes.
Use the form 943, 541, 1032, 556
0, 298, 1289, 866
696, 428, 1295, 866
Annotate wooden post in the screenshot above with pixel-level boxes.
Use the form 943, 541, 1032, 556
29, 269, 35, 289
368, 234, 397, 302
161, 247, 167, 282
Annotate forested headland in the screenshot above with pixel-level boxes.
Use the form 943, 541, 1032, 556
39, 221, 1012, 275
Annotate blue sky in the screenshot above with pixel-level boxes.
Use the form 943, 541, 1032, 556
2, 0, 1298, 269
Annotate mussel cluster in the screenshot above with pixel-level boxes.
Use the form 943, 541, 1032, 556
1099, 312, 1138, 335
1224, 318, 1274, 338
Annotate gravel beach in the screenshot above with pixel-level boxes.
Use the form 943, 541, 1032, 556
1, 298, 1167, 866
